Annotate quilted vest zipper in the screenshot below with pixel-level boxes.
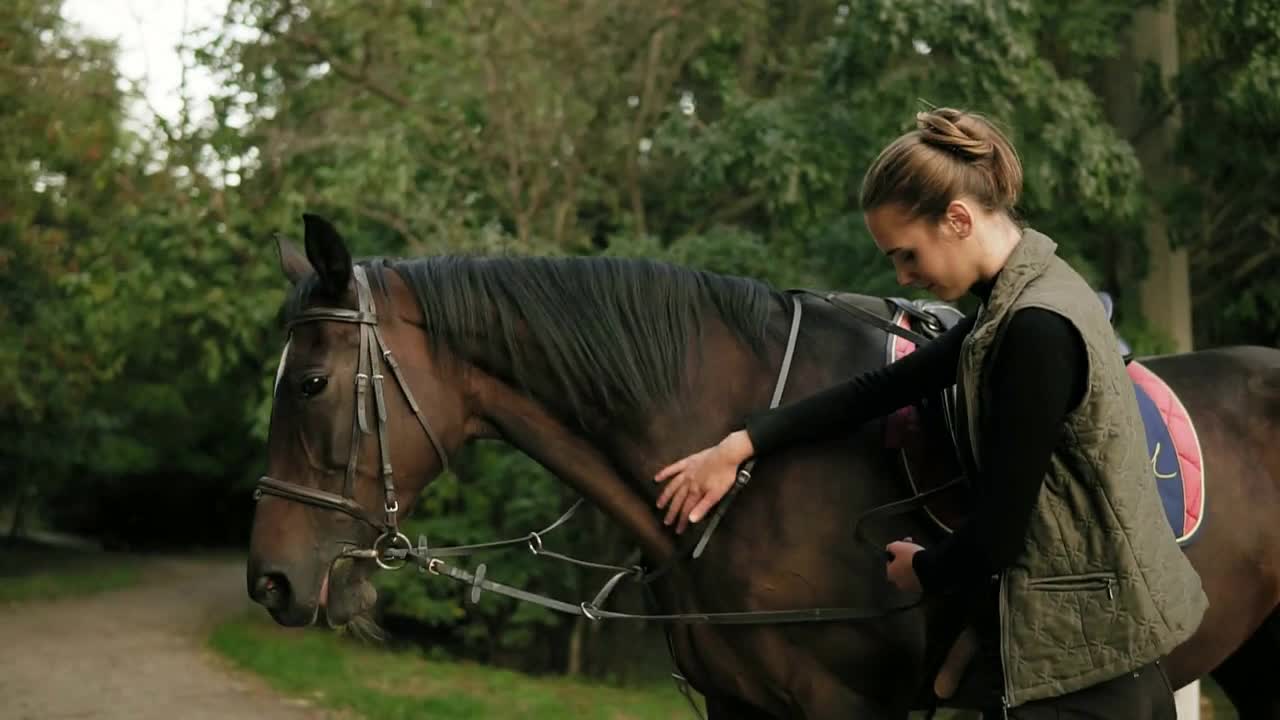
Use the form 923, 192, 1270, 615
998, 570, 1014, 709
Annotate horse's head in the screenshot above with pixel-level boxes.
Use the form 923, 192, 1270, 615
247, 214, 461, 628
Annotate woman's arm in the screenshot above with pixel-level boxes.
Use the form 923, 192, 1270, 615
657, 309, 977, 534
911, 307, 1088, 592
745, 311, 976, 456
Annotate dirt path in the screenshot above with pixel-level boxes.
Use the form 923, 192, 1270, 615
0, 554, 337, 720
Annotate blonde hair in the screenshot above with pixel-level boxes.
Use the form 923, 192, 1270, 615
859, 108, 1023, 222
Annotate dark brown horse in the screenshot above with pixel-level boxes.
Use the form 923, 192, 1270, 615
247, 215, 1280, 719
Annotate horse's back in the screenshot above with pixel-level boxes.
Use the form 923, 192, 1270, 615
1142, 344, 1280, 375
1138, 345, 1280, 688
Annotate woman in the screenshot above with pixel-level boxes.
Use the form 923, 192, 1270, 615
653, 108, 1207, 718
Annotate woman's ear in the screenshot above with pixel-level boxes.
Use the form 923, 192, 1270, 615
943, 200, 975, 240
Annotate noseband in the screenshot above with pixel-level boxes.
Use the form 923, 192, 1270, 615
254, 265, 450, 569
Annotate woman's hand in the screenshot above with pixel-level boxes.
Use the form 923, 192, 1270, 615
885, 538, 924, 593
654, 430, 754, 534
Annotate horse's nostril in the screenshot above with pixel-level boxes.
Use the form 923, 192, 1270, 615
251, 572, 292, 610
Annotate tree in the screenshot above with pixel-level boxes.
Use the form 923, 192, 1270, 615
1172, 0, 1280, 348
1, 0, 286, 545
1096, 1, 1193, 352
0, 0, 132, 507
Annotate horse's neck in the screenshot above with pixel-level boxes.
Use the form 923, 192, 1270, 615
610, 318, 787, 471
461, 306, 790, 563
467, 369, 677, 561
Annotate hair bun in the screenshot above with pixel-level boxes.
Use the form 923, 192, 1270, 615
860, 106, 1023, 217
915, 109, 996, 162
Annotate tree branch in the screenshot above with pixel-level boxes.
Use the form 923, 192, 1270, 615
261, 23, 413, 109
689, 190, 768, 236
349, 204, 426, 247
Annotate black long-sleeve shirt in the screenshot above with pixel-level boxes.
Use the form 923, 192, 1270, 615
744, 288, 1088, 593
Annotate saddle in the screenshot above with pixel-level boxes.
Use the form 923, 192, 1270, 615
882, 292, 1138, 527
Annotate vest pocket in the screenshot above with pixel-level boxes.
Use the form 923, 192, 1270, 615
1025, 572, 1116, 600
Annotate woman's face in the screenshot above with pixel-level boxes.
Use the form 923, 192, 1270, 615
864, 203, 978, 302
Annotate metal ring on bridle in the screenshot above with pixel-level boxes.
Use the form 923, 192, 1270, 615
373, 531, 412, 570
527, 531, 544, 555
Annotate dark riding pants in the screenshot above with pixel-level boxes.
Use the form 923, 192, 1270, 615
983, 662, 1177, 719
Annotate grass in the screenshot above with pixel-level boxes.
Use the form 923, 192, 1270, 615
1201, 675, 1238, 720
0, 541, 143, 605
211, 612, 1243, 720
209, 612, 705, 720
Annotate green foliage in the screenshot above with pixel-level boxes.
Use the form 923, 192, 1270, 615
1169, 0, 1280, 348
0, 0, 132, 484
1, 0, 283, 543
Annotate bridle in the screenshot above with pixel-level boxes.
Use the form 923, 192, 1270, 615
254, 265, 450, 570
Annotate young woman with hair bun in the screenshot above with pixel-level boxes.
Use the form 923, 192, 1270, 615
654, 108, 1206, 718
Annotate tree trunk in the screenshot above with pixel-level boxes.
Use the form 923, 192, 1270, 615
1096, 0, 1194, 353
8, 482, 29, 544
1097, 9, 1200, 714
566, 615, 586, 676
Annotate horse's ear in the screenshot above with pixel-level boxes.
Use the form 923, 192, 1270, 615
276, 234, 312, 286
302, 213, 352, 298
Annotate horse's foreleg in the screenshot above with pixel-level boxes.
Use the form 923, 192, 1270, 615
705, 694, 778, 719
699, 639, 910, 719
1211, 609, 1280, 719
783, 655, 908, 720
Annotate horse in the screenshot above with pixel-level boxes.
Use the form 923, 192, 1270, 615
246, 214, 1280, 719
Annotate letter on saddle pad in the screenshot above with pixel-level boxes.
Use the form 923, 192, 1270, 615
883, 305, 1206, 547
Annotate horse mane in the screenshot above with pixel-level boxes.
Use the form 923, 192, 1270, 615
282, 255, 783, 421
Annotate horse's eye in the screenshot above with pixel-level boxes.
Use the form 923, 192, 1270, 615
301, 376, 328, 397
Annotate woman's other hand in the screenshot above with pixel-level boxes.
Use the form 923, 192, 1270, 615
885, 538, 924, 593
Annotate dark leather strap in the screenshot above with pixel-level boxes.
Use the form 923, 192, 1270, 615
691, 292, 804, 559
802, 290, 932, 346
634, 292, 805, 584
290, 309, 377, 326
417, 554, 924, 624
255, 475, 388, 530
372, 326, 450, 474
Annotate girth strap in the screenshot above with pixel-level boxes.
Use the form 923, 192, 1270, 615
692, 292, 804, 559
630, 292, 805, 586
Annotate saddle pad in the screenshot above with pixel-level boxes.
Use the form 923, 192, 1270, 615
884, 312, 1206, 546
1126, 360, 1206, 546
